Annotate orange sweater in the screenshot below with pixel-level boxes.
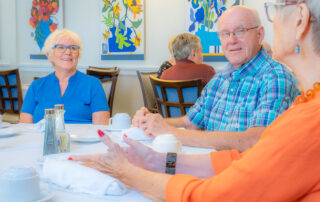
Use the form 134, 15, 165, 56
166, 93, 320, 201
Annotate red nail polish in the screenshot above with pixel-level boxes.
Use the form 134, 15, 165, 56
124, 134, 128, 138
97, 129, 105, 137
68, 157, 73, 160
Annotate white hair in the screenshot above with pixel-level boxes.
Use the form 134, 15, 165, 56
42, 29, 83, 57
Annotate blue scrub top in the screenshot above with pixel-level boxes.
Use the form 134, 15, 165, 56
21, 71, 109, 123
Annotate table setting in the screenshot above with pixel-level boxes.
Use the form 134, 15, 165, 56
0, 113, 214, 202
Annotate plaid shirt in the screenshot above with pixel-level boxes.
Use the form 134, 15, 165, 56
186, 48, 300, 132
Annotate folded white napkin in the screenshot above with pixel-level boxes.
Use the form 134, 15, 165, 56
122, 127, 152, 141
42, 158, 127, 196
35, 119, 46, 133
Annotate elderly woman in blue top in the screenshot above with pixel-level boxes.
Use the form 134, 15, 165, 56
20, 29, 109, 124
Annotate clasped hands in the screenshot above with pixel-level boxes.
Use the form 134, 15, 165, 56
132, 107, 173, 137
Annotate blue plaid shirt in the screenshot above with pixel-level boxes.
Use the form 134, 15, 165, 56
186, 48, 300, 132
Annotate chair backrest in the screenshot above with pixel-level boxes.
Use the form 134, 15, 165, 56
136, 71, 158, 113
86, 66, 120, 116
86, 66, 120, 79
100, 77, 117, 116
149, 75, 203, 118
0, 69, 23, 114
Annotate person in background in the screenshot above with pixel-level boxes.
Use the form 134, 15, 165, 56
20, 29, 109, 124
132, 6, 300, 152
71, 1, 320, 201
160, 33, 216, 86
262, 41, 273, 56
157, 35, 176, 78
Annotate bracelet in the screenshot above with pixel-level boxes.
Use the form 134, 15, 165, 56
165, 152, 177, 175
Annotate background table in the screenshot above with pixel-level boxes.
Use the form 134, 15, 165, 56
0, 123, 214, 202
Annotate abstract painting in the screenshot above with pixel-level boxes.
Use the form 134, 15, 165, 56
186, 0, 240, 61
29, 0, 64, 59
101, 0, 144, 60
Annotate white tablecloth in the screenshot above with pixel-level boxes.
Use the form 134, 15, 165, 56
0, 123, 214, 202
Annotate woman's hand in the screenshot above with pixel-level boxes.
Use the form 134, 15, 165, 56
70, 130, 131, 179
123, 135, 166, 173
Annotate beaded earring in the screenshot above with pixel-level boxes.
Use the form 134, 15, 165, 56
295, 44, 300, 54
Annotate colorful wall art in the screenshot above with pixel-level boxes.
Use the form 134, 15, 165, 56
186, 0, 240, 61
29, 0, 63, 59
101, 0, 144, 60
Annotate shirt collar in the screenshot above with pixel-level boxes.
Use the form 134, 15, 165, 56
52, 70, 79, 82
176, 58, 195, 64
230, 48, 269, 81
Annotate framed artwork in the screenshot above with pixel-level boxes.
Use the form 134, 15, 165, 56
186, 0, 241, 62
29, 0, 64, 59
100, 0, 144, 60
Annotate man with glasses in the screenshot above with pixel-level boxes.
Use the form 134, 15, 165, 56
133, 5, 300, 152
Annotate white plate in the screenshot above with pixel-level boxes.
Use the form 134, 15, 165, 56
104, 125, 124, 132
0, 122, 11, 129
0, 128, 17, 138
70, 134, 100, 143
34, 184, 54, 202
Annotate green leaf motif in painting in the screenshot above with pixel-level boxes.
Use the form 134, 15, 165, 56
115, 28, 131, 49
131, 19, 142, 29
102, 5, 107, 13
102, 14, 114, 28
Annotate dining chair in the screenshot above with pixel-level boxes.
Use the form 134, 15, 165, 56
0, 69, 23, 123
136, 71, 159, 113
86, 66, 120, 79
86, 66, 120, 116
149, 75, 203, 118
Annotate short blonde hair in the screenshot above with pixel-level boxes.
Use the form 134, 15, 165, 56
42, 29, 83, 57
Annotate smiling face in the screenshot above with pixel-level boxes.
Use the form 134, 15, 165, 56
47, 37, 79, 73
218, 6, 264, 69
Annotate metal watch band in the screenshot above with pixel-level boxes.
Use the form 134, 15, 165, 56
165, 152, 177, 175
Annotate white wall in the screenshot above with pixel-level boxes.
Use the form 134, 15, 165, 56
0, 0, 273, 116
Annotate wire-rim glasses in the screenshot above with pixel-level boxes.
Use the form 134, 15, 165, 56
264, 1, 299, 23
217, 26, 260, 40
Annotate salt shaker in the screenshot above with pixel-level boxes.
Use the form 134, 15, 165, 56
55, 104, 70, 153
43, 108, 58, 155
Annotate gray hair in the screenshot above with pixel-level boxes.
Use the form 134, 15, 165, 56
42, 29, 83, 57
285, 0, 320, 53
172, 33, 201, 61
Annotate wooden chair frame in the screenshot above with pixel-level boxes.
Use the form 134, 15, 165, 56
86, 66, 120, 116
86, 66, 119, 79
149, 75, 203, 117
136, 71, 159, 113
0, 69, 23, 114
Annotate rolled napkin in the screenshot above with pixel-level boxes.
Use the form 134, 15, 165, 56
42, 158, 127, 196
122, 127, 152, 141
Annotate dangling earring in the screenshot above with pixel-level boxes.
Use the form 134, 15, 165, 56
295, 44, 300, 54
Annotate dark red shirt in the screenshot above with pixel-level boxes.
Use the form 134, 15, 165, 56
160, 59, 216, 85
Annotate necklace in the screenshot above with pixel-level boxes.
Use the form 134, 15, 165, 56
292, 82, 320, 106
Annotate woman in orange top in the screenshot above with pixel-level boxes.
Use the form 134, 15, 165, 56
71, 1, 320, 201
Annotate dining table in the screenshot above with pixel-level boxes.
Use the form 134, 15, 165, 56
0, 123, 214, 202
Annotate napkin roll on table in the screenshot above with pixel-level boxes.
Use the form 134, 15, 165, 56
42, 158, 127, 196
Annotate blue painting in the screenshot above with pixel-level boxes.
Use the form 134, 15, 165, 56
101, 0, 144, 60
186, 0, 240, 61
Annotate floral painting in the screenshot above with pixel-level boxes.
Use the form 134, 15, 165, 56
101, 0, 144, 60
29, 0, 63, 59
186, 0, 240, 61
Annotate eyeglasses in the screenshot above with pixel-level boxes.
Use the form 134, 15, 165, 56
264, 1, 299, 23
217, 26, 259, 40
53, 44, 80, 53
